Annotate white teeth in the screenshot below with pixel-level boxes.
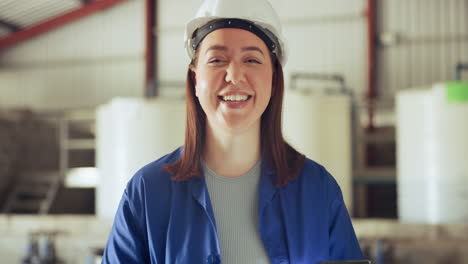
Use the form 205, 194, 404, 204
222, 95, 248, 101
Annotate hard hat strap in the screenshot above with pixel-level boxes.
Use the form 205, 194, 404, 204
191, 18, 279, 59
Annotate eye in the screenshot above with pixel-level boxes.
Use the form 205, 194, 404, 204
246, 58, 261, 64
208, 58, 224, 64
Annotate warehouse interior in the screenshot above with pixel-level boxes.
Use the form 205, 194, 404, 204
0, 0, 467, 263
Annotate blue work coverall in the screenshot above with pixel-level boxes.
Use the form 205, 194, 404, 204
102, 147, 363, 264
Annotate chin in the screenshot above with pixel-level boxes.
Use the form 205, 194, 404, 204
218, 117, 259, 135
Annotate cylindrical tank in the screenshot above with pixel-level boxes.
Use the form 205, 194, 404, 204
283, 90, 353, 211
96, 97, 185, 219
397, 83, 468, 223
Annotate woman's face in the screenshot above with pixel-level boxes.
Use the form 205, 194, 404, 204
191, 28, 273, 134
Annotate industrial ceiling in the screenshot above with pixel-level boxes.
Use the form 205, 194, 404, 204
0, 0, 129, 51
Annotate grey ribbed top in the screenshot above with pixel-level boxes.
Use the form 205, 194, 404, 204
203, 160, 270, 264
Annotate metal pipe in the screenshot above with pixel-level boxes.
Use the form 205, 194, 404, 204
289, 72, 348, 94
365, 0, 377, 131
145, 0, 158, 97
0, 0, 130, 51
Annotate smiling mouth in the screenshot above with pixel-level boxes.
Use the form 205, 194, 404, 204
218, 95, 252, 102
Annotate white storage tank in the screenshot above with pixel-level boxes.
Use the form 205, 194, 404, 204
283, 89, 353, 211
397, 82, 468, 223
96, 97, 185, 219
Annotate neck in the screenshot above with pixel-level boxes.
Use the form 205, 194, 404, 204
203, 122, 261, 178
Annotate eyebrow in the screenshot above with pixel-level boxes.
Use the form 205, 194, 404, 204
205, 45, 227, 54
241, 46, 264, 55
205, 45, 265, 56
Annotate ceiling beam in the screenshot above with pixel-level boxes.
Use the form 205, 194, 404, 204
0, 19, 21, 32
0, 0, 129, 51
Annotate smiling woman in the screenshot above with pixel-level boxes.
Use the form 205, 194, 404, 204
193, 28, 273, 135
101, 0, 364, 263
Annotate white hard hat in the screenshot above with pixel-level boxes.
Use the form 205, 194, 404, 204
184, 0, 287, 66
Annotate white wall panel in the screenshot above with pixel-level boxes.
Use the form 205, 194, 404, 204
377, 0, 468, 100
0, 71, 26, 107
271, 0, 364, 18
0, 0, 145, 110
158, 0, 200, 29
157, 31, 190, 82
284, 20, 366, 95
0, 60, 143, 109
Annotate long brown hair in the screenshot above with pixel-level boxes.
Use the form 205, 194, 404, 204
164, 60, 305, 187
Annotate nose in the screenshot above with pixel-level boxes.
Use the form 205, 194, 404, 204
224, 62, 246, 85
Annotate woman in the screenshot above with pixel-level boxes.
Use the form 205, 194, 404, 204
102, 0, 363, 263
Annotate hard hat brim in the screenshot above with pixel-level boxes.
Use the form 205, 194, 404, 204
185, 16, 287, 66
